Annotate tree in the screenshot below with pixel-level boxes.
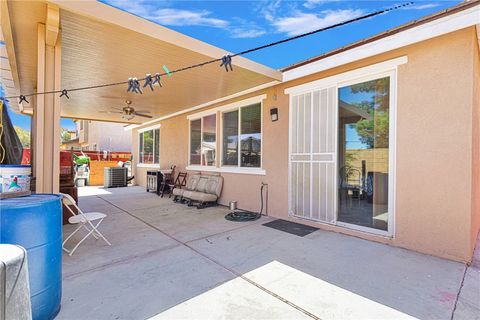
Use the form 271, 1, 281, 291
14, 126, 30, 147
61, 128, 72, 142
349, 77, 390, 148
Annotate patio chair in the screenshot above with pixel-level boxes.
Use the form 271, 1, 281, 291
168, 172, 187, 198
172, 173, 201, 202
159, 165, 176, 197
60, 193, 111, 256
339, 166, 362, 208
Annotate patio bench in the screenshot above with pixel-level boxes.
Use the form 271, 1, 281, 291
173, 173, 223, 209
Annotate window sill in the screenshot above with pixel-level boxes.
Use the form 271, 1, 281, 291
186, 166, 266, 176
137, 163, 160, 168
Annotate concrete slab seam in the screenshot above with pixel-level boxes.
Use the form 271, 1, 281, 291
98, 196, 321, 320
450, 264, 469, 320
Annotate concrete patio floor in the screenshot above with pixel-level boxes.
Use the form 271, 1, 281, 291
56, 186, 479, 320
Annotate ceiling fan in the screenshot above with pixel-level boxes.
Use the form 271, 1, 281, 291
99, 100, 152, 120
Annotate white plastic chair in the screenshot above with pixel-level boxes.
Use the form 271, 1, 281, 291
61, 193, 111, 256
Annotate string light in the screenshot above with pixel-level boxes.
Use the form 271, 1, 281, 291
3, 2, 413, 102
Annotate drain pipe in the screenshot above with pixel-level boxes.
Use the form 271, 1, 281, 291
262, 182, 268, 216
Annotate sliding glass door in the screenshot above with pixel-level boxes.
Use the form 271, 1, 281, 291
337, 75, 391, 232
288, 70, 395, 235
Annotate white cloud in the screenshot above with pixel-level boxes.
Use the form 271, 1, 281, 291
147, 8, 228, 27
272, 9, 364, 36
304, 0, 343, 9
258, 0, 283, 22
405, 3, 440, 10
104, 0, 266, 38
229, 17, 267, 39
104, 0, 154, 16
104, 1, 228, 28
231, 28, 267, 39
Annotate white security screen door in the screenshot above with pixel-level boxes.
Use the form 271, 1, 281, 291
289, 87, 337, 223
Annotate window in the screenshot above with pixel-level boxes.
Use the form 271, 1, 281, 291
337, 76, 391, 231
222, 103, 261, 168
139, 127, 160, 164
189, 114, 216, 166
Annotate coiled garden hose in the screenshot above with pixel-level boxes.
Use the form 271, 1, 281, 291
225, 183, 265, 222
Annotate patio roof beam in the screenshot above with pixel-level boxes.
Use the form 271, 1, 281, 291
45, 4, 60, 46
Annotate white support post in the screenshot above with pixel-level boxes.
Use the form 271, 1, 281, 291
33, 4, 61, 193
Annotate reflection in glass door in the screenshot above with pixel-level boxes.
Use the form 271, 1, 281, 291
337, 76, 390, 231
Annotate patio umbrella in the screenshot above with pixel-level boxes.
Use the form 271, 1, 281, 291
0, 99, 23, 164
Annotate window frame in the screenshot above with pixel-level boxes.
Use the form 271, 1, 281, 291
334, 70, 396, 238
187, 112, 217, 167
186, 95, 266, 175
137, 124, 161, 168
220, 102, 263, 170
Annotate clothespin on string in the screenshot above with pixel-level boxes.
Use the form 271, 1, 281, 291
127, 77, 143, 94
162, 65, 171, 77
152, 73, 162, 87
19, 95, 29, 104
143, 74, 154, 91
220, 55, 233, 72
60, 89, 70, 99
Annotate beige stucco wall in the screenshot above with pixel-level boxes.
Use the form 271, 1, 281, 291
471, 28, 480, 257
132, 27, 478, 262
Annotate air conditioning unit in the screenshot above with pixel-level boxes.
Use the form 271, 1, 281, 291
104, 167, 127, 188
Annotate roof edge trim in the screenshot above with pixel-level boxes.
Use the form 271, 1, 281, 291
283, 3, 480, 82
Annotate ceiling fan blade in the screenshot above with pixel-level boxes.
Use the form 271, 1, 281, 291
111, 107, 124, 111
134, 110, 151, 113
134, 112, 153, 118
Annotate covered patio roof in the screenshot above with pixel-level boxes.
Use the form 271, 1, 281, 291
1, 0, 281, 124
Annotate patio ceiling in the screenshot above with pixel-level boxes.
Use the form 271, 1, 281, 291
2, 0, 282, 123
0, 28, 17, 99
0, 1, 21, 104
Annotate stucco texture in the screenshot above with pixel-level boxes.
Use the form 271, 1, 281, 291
471, 27, 480, 261
132, 27, 479, 262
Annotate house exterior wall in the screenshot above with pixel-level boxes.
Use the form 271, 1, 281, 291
471, 27, 480, 257
132, 27, 478, 262
78, 120, 132, 152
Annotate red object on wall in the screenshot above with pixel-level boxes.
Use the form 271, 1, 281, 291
21, 148, 30, 164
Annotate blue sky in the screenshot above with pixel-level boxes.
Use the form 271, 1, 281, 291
1, 0, 462, 131
101, 0, 461, 69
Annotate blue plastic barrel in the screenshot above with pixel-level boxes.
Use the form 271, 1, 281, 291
1, 194, 63, 320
